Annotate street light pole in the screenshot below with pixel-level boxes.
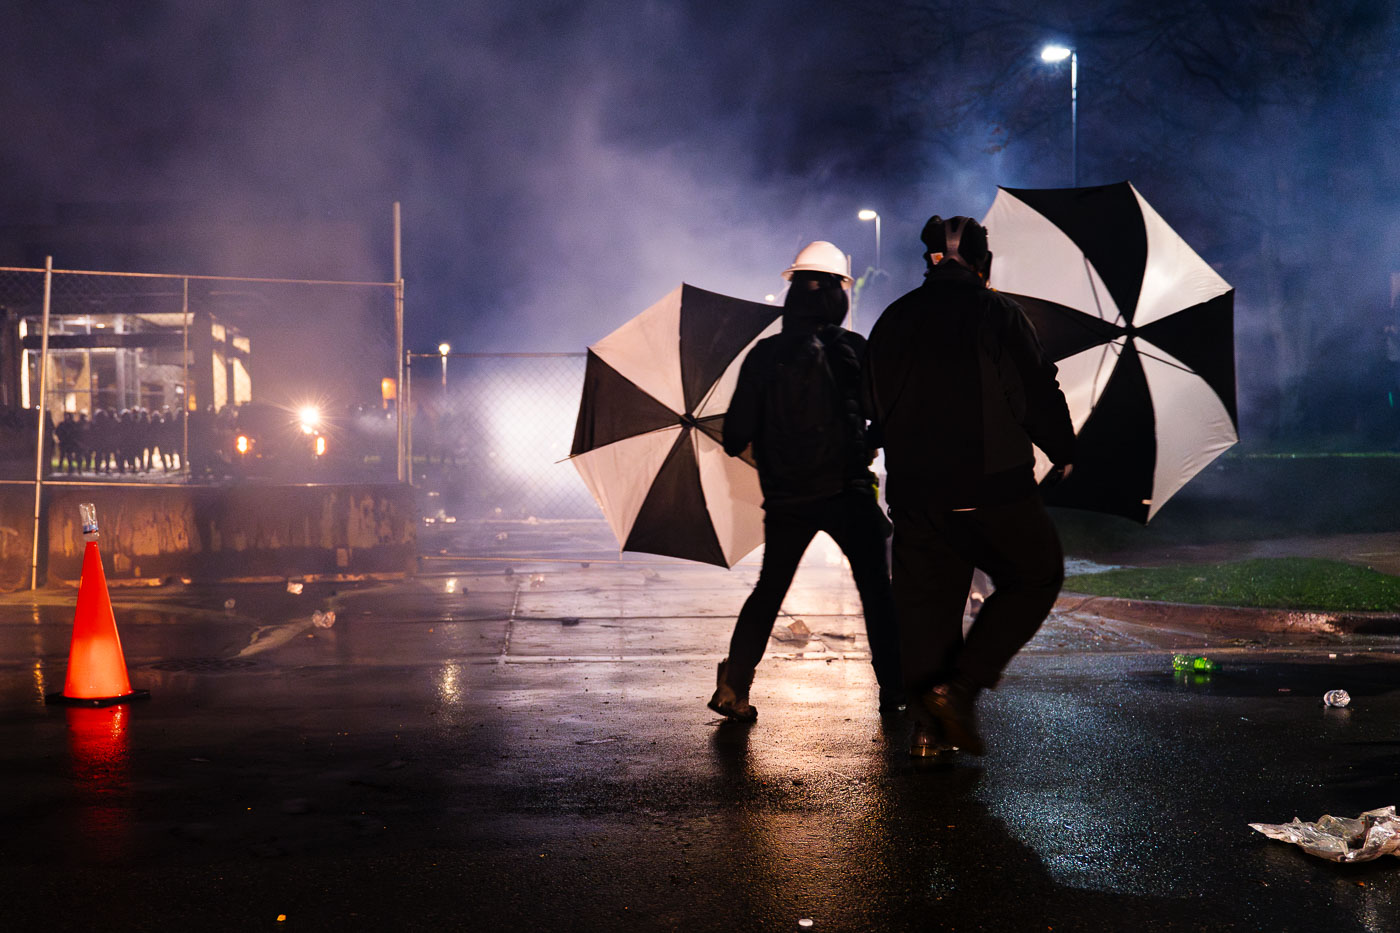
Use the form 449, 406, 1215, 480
858, 209, 881, 273
1070, 49, 1078, 187
1041, 45, 1078, 187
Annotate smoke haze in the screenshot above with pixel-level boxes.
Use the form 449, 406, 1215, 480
1, 0, 1397, 443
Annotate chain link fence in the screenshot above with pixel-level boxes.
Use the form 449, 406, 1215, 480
0, 264, 399, 485
0, 268, 46, 479
407, 352, 597, 520
1, 263, 604, 556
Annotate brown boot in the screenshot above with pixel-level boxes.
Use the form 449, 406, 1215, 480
707, 659, 757, 722
920, 677, 985, 756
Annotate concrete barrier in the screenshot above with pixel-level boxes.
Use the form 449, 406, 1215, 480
0, 483, 417, 590
0, 485, 34, 592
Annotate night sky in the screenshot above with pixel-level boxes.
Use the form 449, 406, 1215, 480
1, 0, 1397, 436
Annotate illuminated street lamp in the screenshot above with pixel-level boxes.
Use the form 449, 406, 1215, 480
438, 342, 451, 389
1040, 44, 1077, 186
857, 208, 881, 273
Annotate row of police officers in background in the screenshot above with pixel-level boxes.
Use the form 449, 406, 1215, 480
48, 406, 241, 477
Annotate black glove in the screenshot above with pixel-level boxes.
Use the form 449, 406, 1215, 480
1040, 463, 1072, 489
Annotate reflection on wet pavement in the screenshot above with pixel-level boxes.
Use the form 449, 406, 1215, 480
0, 521, 1396, 929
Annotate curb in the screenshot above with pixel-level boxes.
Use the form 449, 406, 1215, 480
1056, 592, 1400, 636
49, 571, 409, 590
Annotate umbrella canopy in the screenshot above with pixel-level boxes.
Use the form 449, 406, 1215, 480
570, 284, 781, 566
983, 182, 1237, 522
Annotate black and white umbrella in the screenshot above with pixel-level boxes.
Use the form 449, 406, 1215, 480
983, 182, 1237, 522
570, 284, 781, 566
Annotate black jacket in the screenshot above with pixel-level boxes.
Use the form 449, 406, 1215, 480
865, 263, 1075, 510
723, 311, 875, 508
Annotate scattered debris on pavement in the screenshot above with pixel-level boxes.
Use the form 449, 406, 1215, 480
773, 619, 811, 642
1250, 806, 1400, 862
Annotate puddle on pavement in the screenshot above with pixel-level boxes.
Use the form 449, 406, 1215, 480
146, 657, 267, 673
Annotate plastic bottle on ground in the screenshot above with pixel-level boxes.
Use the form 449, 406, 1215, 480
79, 503, 100, 541
1172, 654, 1220, 672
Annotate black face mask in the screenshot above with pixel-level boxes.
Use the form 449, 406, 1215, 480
785, 273, 848, 325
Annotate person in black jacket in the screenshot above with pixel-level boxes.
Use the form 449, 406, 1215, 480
709, 241, 901, 722
54, 411, 80, 474
865, 215, 1075, 758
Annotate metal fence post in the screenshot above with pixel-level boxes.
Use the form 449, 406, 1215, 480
396, 278, 406, 483
393, 202, 405, 484
182, 276, 190, 474
404, 350, 413, 485
29, 257, 53, 589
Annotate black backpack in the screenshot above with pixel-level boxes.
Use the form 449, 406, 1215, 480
758, 325, 868, 499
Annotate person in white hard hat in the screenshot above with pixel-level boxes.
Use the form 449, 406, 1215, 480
707, 241, 902, 722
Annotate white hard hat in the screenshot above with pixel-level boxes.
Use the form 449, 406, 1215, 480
782, 240, 852, 284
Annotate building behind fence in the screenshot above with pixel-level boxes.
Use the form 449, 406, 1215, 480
0, 263, 600, 524
0, 264, 400, 486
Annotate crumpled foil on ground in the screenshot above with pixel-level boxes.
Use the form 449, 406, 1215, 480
1249, 806, 1400, 862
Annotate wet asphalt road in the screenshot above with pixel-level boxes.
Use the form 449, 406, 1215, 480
3, 527, 1399, 932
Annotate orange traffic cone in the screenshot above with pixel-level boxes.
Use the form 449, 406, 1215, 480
46, 540, 149, 706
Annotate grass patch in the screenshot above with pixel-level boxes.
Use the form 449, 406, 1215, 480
1064, 557, 1400, 612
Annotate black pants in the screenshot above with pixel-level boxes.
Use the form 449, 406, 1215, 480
726, 490, 901, 693
892, 493, 1063, 696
